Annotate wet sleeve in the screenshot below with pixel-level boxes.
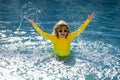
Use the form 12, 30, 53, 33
70, 19, 91, 39
33, 24, 53, 40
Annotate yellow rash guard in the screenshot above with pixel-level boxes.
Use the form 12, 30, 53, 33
33, 19, 91, 57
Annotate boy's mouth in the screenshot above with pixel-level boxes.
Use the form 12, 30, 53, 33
61, 33, 65, 36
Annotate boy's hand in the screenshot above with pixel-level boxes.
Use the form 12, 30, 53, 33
29, 19, 35, 25
88, 13, 96, 20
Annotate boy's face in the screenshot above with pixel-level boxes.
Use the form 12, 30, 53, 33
58, 26, 68, 38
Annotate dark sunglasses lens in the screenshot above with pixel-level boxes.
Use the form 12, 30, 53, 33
59, 30, 62, 32
64, 30, 67, 32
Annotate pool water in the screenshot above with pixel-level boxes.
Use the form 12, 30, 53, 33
0, 0, 120, 80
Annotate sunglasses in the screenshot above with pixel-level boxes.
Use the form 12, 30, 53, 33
58, 29, 68, 33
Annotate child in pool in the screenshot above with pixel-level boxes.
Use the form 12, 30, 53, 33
29, 14, 95, 57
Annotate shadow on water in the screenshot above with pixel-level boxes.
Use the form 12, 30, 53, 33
85, 74, 97, 80
63, 54, 76, 66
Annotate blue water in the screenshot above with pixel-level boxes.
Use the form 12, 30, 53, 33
0, 0, 120, 80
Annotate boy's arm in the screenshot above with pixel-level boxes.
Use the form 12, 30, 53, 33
70, 14, 95, 39
29, 19, 53, 40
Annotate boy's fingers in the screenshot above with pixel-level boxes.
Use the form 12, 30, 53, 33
29, 19, 33, 22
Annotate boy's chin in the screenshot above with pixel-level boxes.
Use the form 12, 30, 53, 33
59, 36, 65, 38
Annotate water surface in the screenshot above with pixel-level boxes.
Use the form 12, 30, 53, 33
0, 0, 120, 80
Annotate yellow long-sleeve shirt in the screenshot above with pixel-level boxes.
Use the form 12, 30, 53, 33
33, 19, 91, 57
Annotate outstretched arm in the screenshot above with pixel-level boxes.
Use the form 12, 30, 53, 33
70, 13, 95, 39
29, 19, 53, 40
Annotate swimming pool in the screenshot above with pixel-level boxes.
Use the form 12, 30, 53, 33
0, 0, 120, 80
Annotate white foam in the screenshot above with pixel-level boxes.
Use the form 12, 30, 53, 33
23, 40, 37, 45
0, 33, 6, 37
7, 37, 22, 42
14, 31, 26, 35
